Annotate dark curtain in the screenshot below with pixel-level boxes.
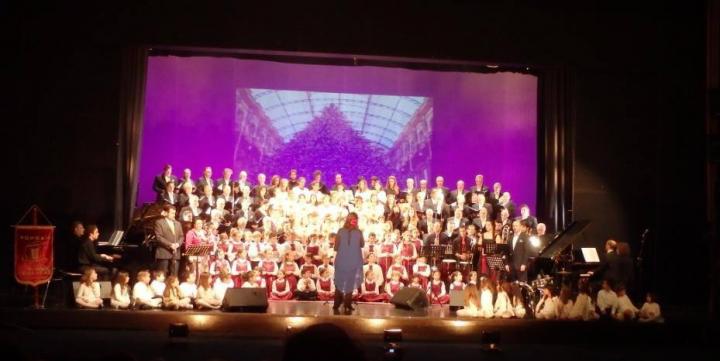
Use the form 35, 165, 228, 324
114, 46, 148, 229
537, 67, 576, 233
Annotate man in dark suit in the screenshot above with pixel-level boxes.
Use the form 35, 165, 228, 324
154, 204, 183, 276
215, 168, 234, 195
156, 180, 178, 206
506, 220, 530, 282
152, 164, 177, 199
196, 166, 214, 196
424, 190, 451, 221
77, 224, 115, 279
589, 239, 620, 284
469, 174, 489, 199
177, 168, 195, 195
516, 204, 538, 233
452, 226, 473, 262
424, 222, 449, 247
432, 176, 450, 202
445, 208, 470, 238
448, 180, 467, 205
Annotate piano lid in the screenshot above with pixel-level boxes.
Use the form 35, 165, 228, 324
537, 220, 591, 259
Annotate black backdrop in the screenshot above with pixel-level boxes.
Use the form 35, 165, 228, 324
4, 1, 710, 308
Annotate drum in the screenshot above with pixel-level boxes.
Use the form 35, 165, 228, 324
441, 259, 457, 281
458, 261, 473, 280
516, 282, 540, 317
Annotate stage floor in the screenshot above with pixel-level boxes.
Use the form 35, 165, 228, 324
0, 299, 695, 345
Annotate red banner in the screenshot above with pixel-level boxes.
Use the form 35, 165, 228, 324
14, 225, 54, 286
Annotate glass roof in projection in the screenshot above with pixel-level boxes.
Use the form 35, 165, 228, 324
248, 89, 429, 148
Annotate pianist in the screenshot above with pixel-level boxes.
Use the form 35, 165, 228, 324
77, 224, 115, 279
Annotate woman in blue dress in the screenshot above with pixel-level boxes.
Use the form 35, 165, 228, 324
333, 212, 364, 313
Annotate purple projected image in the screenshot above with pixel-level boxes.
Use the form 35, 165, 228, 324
139, 55, 537, 211
234, 89, 432, 188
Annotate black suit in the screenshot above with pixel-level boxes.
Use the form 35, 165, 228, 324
157, 190, 178, 206
509, 233, 530, 282
215, 177, 233, 195
153, 217, 183, 276
448, 189, 467, 205
196, 177, 215, 195
452, 235, 473, 256
77, 238, 111, 277
469, 185, 489, 198
153, 174, 178, 195
423, 200, 451, 220
423, 232, 449, 247
593, 251, 634, 287
177, 192, 193, 208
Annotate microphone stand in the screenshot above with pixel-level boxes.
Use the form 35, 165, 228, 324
636, 229, 649, 299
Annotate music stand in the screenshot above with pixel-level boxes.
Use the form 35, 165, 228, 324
485, 256, 505, 272
185, 244, 213, 279
427, 245, 446, 267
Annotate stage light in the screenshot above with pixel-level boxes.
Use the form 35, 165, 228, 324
450, 320, 471, 328
486, 64, 499, 69
287, 316, 307, 327
189, 315, 212, 328
367, 318, 386, 328
383, 328, 403, 342
168, 323, 189, 338
530, 236, 540, 248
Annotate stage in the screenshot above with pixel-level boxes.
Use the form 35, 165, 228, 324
1, 299, 718, 361
0, 300, 700, 344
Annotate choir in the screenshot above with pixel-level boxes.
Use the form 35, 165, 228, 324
71, 166, 659, 322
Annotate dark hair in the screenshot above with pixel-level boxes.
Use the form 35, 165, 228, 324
162, 203, 175, 213
84, 224, 98, 238
163, 164, 172, 171
282, 323, 365, 361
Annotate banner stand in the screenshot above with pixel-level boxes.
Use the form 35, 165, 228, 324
13, 205, 55, 309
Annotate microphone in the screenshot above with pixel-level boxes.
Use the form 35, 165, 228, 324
642, 229, 649, 238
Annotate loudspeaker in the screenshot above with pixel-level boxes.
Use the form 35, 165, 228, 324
72, 281, 112, 298
222, 287, 268, 313
449, 289, 464, 307
390, 288, 428, 310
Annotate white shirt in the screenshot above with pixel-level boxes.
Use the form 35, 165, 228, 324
297, 278, 316, 292
76, 282, 101, 304
213, 278, 235, 300
179, 282, 197, 299
132, 282, 155, 303
150, 280, 166, 297
597, 289, 618, 312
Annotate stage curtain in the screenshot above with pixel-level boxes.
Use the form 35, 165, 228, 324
114, 46, 148, 229
538, 66, 576, 233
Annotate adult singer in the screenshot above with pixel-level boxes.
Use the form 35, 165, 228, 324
154, 204, 183, 276
333, 212, 364, 314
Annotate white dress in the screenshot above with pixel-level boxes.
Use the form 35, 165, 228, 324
110, 283, 131, 308
478, 289, 495, 318
493, 291, 515, 318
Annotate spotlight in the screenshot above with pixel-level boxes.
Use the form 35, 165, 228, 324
384, 328, 403, 342
529, 236, 540, 248
168, 323, 189, 338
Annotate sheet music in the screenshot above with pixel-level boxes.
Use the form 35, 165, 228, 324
581, 247, 600, 263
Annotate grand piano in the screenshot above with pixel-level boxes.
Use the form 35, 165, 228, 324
531, 220, 599, 286
95, 203, 161, 274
